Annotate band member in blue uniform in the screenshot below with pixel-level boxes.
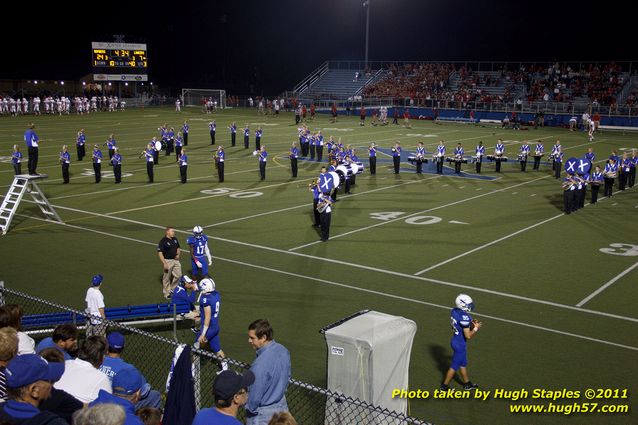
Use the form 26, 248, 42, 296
309, 176, 320, 228
619, 152, 631, 191
289, 142, 299, 178
182, 120, 189, 146
554, 151, 564, 179
142, 143, 155, 183
167, 127, 176, 155
76, 129, 86, 161
562, 174, 577, 214
255, 127, 263, 151
584, 147, 595, 171
574, 172, 587, 210
603, 158, 618, 197
60, 145, 71, 184
187, 225, 213, 278
178, 147, 188, 184
628, 150, 637, 188
589, 166, 604, 204
392, 142, 401, 174
195, 278, 227, 371
104, 134, 117, 159
11, 145, 22, 175
475, 141, 485, 173
440, 294, 481, 391
550, 140, 562, 172
519, 141, 530, 172
494, 139, 505, 173
209, 121, 216, 145
533, 141, 544, 170
215, 146, 225, 182
175, 132, 184, 162
24, 123, 42, 175
111, 148, 122, 184
453, 143, 464, 174
435, 140, 445, 174
368, 143, 377, 175
92, 144, 103, 183
309, 133, 316, 161
258, 146, 268, 180
243, 125, 250, 149
228, 122, 237, 147
415, 142, 425, 174
316, 131, 324, 162
317, 191, 334, 242
150, 137, 160, 165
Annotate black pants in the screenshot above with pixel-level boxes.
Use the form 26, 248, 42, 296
604, 177, 614, 197
147, 162, 154, 183
210, 131, 215, 145
93, 162, 101, 183
175, 146, 182, 161
520, 159, 527, 172
310, 144, 316, 160
184, 132, 188, 146
180, 165, 187, 183
77, 145, 85, 161
301, 143, 308, 157
259, 162, 266, 180
533, 156, 541, 170
554, 162, 561, 179
454, 161, 462, 174
369, 157, 376, 174
153, 150, 159, 165
290, 158, 298, 177
217, 161, 224, 182
320, 211, 331, 241
563, 190, 575, 214
313, 200, 320, 226
495, 158, 502, 173
590, 185, 600, 204
244, 135, 249, 149
331, 188, 338, 201
113, 164, 122, 183
578, 187, 586, 208
393, 156, 400, 174
316, 146, 323, 161
416, 159, 423, 174
231, 133, 236, 146
475, 159, 482, 174
255, 137, 261, 151
436, 158, 443, 174
166, 140, 174, 155
61, 163, 70, 183
344, 178, 351, 194
295, 114, 300, 124
628, 168, 636, 187
619, 172, 627, 190
108, 149, 115, 159
28, 147, 38, 174
13, 163, 21, 175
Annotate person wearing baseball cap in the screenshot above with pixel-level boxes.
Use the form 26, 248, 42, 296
85, 274, 107, 337
171, 275, 200, 322
0, 354, 67, 424
90, 366, 145, 425
192, 369, 255, 425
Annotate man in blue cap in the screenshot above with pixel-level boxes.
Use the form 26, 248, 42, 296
98, 332, 161, 410
90, 366, 145, 425
85, 274, 107, 337
192, 369, 255, 425
0, 354, 67, 424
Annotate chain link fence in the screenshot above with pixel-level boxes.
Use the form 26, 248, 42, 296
0, 284, 431, 425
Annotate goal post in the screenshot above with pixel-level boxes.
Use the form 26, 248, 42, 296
181, 88, 227, 110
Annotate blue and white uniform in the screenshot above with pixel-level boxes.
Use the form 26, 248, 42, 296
449, 307, 473, 370
187, 233, 212, 276
197, 291, 222, 352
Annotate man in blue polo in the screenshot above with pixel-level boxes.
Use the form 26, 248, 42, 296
90, 366, 145, 425
24, 123, 42, 175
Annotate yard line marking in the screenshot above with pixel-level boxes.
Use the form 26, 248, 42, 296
415, 212, 564, 275
14, 214, 638, 352
288, 175, 552, 251
576, 261, 638, 307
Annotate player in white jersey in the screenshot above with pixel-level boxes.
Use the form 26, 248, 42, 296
175, 98, 181, 112
587, 119, 595, 141
33, 97, 40, 115
120, 99, 126, 110
582, 112, 590, 131
22, 98, 28, 114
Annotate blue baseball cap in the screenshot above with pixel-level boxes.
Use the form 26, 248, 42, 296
107, 332, 125, 350
5, 354, 65, 388
112, 366, 144, 396
213, 370, 255, 400
92, 274, 104, 286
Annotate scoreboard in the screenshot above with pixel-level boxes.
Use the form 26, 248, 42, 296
91, 42, 148, 82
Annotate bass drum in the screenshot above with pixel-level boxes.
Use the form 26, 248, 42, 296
154, 141, 162, 151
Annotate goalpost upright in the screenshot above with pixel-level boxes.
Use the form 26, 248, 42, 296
181, 88, 227, 109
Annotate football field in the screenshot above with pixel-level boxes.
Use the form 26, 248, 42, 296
0, 107, 637, 424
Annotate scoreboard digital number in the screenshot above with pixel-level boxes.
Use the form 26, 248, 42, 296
91, 42, 148, 69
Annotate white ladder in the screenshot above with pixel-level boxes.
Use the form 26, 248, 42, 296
0, 174, 62, 235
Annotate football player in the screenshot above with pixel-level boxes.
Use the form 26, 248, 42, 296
196, 277, 228, 371
440, 294, 482, 391
187, 225, 213, 279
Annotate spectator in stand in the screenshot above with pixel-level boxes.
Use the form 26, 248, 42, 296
38, 348, 84, 423
90, 366, 146, 425
135, 407, 162, 425
0, 327, 18, 403
0, 304, 35, 355
192, 369, 255, 425
73, 403, 126, 425
35, 324, 78, 360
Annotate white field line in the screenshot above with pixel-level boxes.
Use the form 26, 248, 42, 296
13, 214, 638, 352
576, 261, 638, 307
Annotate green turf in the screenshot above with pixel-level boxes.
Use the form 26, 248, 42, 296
1, 107, 637, 425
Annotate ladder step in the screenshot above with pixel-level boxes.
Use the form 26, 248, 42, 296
41, 210, 56, 216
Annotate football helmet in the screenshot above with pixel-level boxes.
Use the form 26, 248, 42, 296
455, 294, 474, 312
193, 225, 203, 238
199, 278, 215, 293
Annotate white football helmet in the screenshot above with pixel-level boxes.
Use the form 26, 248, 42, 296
455, 294, 474, 312
198, 278, 215, 293
193, 225, 203, 238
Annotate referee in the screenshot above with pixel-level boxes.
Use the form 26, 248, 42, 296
157, 227, 182, 299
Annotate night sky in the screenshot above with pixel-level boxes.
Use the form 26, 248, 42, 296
2, 0, 633, 94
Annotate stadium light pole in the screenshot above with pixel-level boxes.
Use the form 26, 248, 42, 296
363, 0, 371, 69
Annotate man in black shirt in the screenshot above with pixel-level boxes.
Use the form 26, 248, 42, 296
157, 227, 182, 299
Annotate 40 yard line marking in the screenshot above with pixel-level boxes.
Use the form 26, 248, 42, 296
14, 214, 638, 353
576, 260, 638, 307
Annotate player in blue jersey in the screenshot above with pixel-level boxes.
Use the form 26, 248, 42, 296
196, 277, 227, 370
187, 225, 213, 279
440, 294, 482, 391
171, 275, 200, 322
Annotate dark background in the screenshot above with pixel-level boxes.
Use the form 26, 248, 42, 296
2, 0, 634, 95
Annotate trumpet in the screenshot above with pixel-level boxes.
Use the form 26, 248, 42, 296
308, 179, 318, 188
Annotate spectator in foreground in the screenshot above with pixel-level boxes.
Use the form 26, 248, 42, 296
0, 304, 35, 355
0, 327, 19, 403
268, 412, 298, 425
73, 403, 126, 425
38, 348, 84, 423
90, 366, 146, 425
135, 407, 162, 425
192, 369, 255, 425
35, 324, 79, 360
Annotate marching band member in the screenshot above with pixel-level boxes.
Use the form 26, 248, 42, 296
182, 120, 189, 146
554, 150, 564, 179
584, 147, 595, 171
150, 137, 160, 165
228, 122, 236, 147
165, 127, 175, 156
309, 175, 320, 228
258, 146, 268, 181
316, 131, 324, 162
309, 133, 316, 161
243, 125, 250, 149
175, 132, 184, 162
328, 159, 338, 202
289, 142, 299, 178
209, 120, 216, 145
415, 142, 425, 174
143, 143, 155, 183
574, 172, 587, 210
474, 141, 485, 173
619, 152, 631, 191
92, 144, 103, 183
178, 147, 188, 184
255, 126, 263, 151
104, 134, 116, 159
533, 140, 544, 170
111, 147, 122, 184
60, 145, 71, 184
215, 146, 225, 183
317, 191, 334, 242
76, 129, 86, 161
603, 158, 618, 197
519, 141, 530, 172
11, 145, 22, 175
629, 150, 637, 188
368, 142, 377, 175
550, 140, 562, 172
435, 140, 445, 174
589, 166, 604, 204
562, 173, 577, 214
494, 139, 505, 173
453, 143, 464, 174
392, 141, 401, 174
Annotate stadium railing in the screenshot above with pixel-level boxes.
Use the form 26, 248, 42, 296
0, 284, 431, 425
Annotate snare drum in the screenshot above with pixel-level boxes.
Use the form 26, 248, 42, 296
154, 141, 162, 151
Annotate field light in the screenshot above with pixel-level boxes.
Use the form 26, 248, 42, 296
108, 82, 112, 86
34, 80, 38, 84
60, 81, 65, 85
125, 82, 129, 86
82, 82, 86, 86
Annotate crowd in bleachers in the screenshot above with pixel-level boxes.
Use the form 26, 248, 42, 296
362, 63, 454, 100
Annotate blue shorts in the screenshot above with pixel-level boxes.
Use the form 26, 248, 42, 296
197, 328, 221, 353
450, 341, 468, 370
191, 257, 208, 276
